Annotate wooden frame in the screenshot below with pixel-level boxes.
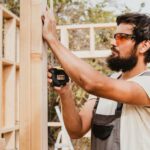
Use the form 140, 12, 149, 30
0, 4, 20, 149
58, 23, 116, 58
0, 2, 123, 149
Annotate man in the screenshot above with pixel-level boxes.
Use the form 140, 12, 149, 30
42, 11, 150, 150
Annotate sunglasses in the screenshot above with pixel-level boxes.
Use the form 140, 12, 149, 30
114, 33, 135, 45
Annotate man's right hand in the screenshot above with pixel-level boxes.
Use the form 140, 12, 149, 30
48, 66, 72, 96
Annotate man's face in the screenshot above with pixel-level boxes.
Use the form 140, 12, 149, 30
106, 23, 138, 72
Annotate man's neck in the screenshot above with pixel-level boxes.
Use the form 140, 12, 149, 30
120, 62, 148, 80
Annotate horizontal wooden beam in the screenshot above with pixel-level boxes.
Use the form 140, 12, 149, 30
0, 4, 20, 22
72, 50, 111, 58
57, 23, 116, 30
48, 122, 61, 127
1, 58, 14, 66
0, 125, 19, 134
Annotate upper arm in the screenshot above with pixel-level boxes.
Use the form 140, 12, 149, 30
78, 98, 96, 136
89, 75, 150, 106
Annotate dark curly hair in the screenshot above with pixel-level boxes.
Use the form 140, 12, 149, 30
116, 13, 150, 63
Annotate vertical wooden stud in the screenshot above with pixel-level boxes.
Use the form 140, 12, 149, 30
0, 61, 2, 128
20, 0, 48, 149
61, 28, 69, 48
90, 27, 95, 52
0, 9, 2, 58
16, 27, 20, 63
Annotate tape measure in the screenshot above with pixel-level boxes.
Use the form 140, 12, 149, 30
49, 67, 69, 87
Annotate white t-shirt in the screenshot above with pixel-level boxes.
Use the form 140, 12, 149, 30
94, 70, 150, 150
121, 73, 150, 150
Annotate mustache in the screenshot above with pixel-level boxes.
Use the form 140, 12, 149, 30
110, 45, 119, 54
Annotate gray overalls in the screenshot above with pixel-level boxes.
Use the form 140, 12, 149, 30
91, 100, 122, 150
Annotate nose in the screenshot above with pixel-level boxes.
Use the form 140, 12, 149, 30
110, 39, 117, 47
110, 39, 117, 46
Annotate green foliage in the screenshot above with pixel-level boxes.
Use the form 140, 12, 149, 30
95, 28, 115, 50
48, 0, 115, 25
5, 0, 20, 16
87, 4, 115, 23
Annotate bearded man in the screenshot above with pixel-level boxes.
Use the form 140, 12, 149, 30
42, 12, 150, 150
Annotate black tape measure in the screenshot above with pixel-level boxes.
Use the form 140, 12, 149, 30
49, 67, 69, 87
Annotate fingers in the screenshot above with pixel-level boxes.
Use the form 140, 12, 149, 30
54, 86, 61, 91
46, 5, 49, 11
47, 65, 52, 84
41, 15, 45, 25
47, 71, 52, 84
48, 71, 52, 77
48, 78, 52, 83
49, 8, 55, 20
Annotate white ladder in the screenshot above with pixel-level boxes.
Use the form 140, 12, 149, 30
54, 106, 74, 150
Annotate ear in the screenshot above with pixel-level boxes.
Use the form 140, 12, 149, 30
139, 40, 150, 53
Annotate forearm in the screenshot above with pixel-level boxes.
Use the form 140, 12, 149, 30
60, 90, 84, 138
48, 39, 103, 91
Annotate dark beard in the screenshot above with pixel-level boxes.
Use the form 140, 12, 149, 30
106, 52, 138, 72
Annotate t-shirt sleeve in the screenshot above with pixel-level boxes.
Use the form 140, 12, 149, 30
130, 76, 150, 98
88, 94, 97, 100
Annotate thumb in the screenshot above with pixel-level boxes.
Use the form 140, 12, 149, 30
54, 86, 62, 91
49, 7, 55, 21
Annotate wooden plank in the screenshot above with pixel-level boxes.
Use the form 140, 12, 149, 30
16, 27, 20, 63
20, 0, 31, 149
3, 131, 15, 149
0, 126, 19, 134
48, 122, 61, 127
20, 0, 48, 149
3, 65, 15, 127
0, 138, 5, 150
31, 0, 48, 149
15, 131, 19, 150
0, 5, 20, 21
0, 9, 2, 58
15, 68, 19, 124
60, 28, 69, 48
0, 61, 2, 128
2, 58, 14, 66
72, 50, 111, 58
57, 23, 116, 30
4, 18, 16, 61
90, 27, 95, 52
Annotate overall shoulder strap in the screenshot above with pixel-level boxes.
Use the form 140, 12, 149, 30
140, 71, 150, 76
93, 97, 99, 111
